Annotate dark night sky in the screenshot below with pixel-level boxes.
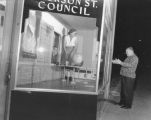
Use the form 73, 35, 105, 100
113, 0, 151, 70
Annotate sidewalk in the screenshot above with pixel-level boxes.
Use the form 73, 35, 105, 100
100, 72, 151, 120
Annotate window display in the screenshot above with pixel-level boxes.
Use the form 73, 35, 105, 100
14, 0, 103, 94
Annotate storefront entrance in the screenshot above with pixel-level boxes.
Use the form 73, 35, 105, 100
0, 0, 117, 120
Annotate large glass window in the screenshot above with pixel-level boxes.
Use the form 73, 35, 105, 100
14, 5, 102, 94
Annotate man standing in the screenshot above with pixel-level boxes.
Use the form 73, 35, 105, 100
112, 47, 139, 109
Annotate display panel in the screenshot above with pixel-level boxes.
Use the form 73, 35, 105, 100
14, 0, 103, 94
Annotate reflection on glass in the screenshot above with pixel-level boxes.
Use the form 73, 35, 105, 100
0, 1, 6, 58
98, 23, 108, 88
16, 9, 100, 93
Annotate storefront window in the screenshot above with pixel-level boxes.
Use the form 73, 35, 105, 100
14, 1, 103, 94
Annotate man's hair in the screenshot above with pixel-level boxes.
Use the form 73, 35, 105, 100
127, 47, 134, 52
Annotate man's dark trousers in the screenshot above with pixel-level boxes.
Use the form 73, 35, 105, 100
120, 76, 135, 108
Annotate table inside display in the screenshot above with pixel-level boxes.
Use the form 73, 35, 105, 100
17, 64, 97, 92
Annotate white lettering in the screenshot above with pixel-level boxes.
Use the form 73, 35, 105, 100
57, 4, 63, 11
68, 0, 74, 4
71, 6, 78, 14
85, 0, 90, 7
61, 0, 66, 4
54, 0, 60, 2
38, 1, 93, 17
47, 3, 55, 10
79, 6, 82, 14
75, 0, 81, 5
64, 5, 70, 12
92, 0, 98, 8
84, 7, 90, 16
38, 1, 45, 9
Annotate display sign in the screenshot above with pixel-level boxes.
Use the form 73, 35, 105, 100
24, 0, 102, 18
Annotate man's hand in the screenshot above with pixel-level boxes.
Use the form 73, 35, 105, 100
112, 59, 122, 65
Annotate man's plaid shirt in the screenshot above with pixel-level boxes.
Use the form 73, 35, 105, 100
120, 54, 139, 78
